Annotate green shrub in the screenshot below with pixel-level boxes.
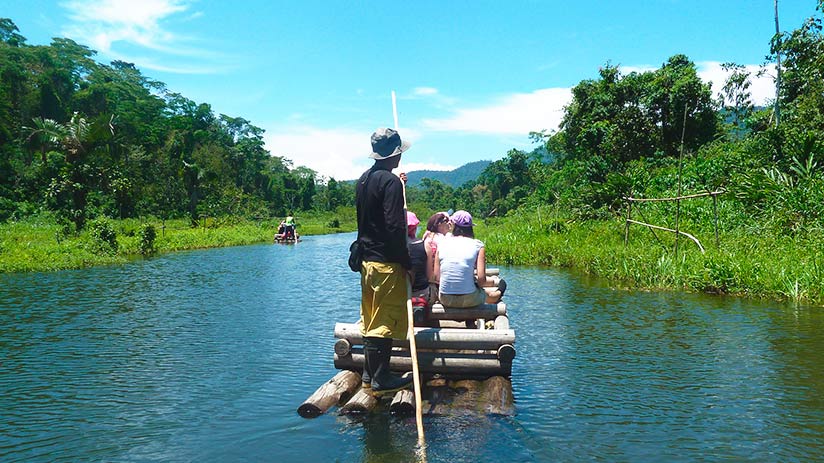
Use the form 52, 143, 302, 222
88, 218, 118, 254
138, 223, 156, 256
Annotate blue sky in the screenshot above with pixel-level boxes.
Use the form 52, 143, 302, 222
5, 0, 817, 180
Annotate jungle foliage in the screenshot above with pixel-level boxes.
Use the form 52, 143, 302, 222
0, 19, 352, 232
408, 4, 824, 236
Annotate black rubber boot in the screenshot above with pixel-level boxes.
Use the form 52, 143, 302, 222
361, 337, 376, 389
370, 337, 412, 395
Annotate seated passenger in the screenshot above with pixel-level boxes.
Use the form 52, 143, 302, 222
422, 212, 451, 254
434, 210, 503, 308
275, 222, 286, 241
406, 211, 435, 306
422, 212, 450, 290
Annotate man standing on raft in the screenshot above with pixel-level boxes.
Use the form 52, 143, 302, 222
356, 127, 413, 395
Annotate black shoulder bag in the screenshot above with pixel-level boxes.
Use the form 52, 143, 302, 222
347, 239, 364, 272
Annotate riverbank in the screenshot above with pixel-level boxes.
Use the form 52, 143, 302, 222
0, 212, 356, 273
478, 205, 824, 306
5, 206, 822, 307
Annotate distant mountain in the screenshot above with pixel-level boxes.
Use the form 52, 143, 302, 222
405, 160, 491, 188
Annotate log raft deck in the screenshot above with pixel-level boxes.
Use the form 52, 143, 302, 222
298, 268, 515, 418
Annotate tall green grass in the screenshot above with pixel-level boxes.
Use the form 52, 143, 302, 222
0, 211, 357, 273
6, 205, 822, 307
478, 205, 824, 305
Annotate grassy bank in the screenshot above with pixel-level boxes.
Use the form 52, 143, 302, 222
478, 205, 824, 306
6, 204, 822, 307
0, 211, 356, 273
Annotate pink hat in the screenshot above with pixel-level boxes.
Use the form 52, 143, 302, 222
406, 211, 420, 227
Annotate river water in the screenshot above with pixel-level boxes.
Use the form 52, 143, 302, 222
1, 232, 822, 462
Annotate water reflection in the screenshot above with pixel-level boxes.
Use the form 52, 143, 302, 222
358, 414, 410, 463
1, 234, 823, 462
509, 266, 824, 462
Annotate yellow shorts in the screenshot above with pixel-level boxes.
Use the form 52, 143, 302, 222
360, 261, 409, 340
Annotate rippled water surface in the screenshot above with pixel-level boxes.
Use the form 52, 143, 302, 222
1, 232, 823, 462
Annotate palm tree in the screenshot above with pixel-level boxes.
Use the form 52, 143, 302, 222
25, 117, 67, 164
25, 113, 92, 163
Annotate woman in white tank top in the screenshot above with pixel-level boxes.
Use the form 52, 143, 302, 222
433, 210, 502, 308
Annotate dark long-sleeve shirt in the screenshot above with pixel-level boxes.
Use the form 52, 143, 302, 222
355, 166, 411, 269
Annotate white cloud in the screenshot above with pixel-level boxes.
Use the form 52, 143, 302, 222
413, 87, 439, 96
62, 0, 188, 27
620, 62, 776, 106
264, 125, 432, 181
62, 0, 188, 51
60, 0, 225, 74
422, 88, 572, 135
697, 61, 776, 106
264, 126, 368, 181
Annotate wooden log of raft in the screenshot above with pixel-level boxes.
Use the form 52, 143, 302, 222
426, 377, 448, 387
479, 376, 515, 415
389, 389, 415, 415
422, 383, 455, 416
451, 378, 482, 408
334, 323, 515, 350
339, 388, 379, 415
486, 268, 500, 276
335, 350, 512, 377
297, 370, 361, 418
493, 315, 509, 330
420, 377, 515, 416
428, 302, 507, 321
437, 379, 482, 415
497, 344, 516, 363
334, 338, 351, 357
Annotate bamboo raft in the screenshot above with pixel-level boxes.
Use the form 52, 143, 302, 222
298, 268, 515, 418
274, 235, 300, 244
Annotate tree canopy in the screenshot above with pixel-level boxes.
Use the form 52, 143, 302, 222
0, 19, 349, 228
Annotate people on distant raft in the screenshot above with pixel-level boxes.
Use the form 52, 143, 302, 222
284, 215, 297, 239
406, 211, 435, 307
274, 220, 287, 242
355, 127, 413, 395
434, 210, 506, 309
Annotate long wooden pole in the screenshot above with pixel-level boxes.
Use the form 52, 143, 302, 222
626, 219, 705, 253
674, 101, 688, 258
406, 280, 425, 447
774, 0, 781, 127
625, 190, 725, 202
392, 90, 399, 130
395, 90, 425, 450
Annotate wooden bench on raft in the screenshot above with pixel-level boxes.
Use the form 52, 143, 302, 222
297, 268, 515, 418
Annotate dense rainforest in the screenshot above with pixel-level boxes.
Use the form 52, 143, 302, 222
1, 4, 823, 302
0, 17, 348, 231
409, 5, 823, 228
2, 8, 822, 229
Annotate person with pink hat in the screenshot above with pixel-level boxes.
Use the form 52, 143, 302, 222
405, 211, 436, 308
